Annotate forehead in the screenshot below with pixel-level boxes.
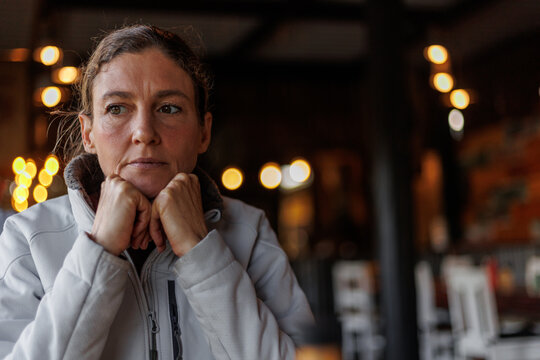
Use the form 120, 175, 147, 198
92, 48, 195, 100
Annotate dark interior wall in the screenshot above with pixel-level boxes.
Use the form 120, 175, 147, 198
199, 63, 369, 225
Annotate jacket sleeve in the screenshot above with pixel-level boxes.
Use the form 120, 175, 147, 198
0, 218, 131, 360
173, 216, 315, 360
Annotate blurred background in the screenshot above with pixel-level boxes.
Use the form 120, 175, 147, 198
1, 0, 540, 359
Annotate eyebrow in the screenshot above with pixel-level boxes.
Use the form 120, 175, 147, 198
155, 90, 191, 101
101, 91, 132, 101
101, 89, 191, 101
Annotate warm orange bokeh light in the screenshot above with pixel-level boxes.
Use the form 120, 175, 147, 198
260, 163, 282, 189
221, 167, 244, 190
44, 155, 60, 176
433, 73, 454, 93
12, 157, 26, 174
426, 45, 448, 64
450, 89, 470, 109
39, 46, 61, 66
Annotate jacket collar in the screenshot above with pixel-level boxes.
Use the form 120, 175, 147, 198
64, 153, 224, 233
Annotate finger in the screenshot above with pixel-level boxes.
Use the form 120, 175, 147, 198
131, 229, 146, 250
150, 202, 165, 252
140, 232, 151, 250
131, 192, 152, 249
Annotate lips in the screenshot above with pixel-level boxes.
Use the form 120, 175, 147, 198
127, 158, 167, 169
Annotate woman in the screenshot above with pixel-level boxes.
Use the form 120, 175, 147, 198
0, 25, 313, 360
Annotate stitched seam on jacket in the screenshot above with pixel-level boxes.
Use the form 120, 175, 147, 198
0, 253, 32, 280
27, 222, 77, 246
257, 237, 286, 253
61, 250, 106, 360
221, 219, 257, 237
181, 256, 235, 291
184, 263, 234, 360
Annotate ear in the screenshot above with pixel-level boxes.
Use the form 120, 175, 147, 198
79, 114, 97, 154
198, 112, 212, 154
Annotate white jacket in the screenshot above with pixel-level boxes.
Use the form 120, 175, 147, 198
0, 154, 314, 360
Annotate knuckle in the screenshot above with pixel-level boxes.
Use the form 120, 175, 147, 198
176, 172, 189, 181
161, 187, 175, 200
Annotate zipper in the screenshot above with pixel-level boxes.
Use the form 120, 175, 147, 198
168, 280, 183, 360
124, 249, 161, 360
149, 311, 159, 360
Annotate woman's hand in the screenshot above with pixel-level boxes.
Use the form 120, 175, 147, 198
91, 174, 158, 255
149, 173, 208, 257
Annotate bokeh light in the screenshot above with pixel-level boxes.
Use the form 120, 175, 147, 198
260, 163, 282, 189
39, 46, 61, 66
426, 45, 448, 64
448, 109, 465, 132
16, 172, 32, 188
44, 155, 60, 176
41, 86, 62, 107
33, 184, 48, 203
38, 168, 53, 187
12, 197, 28, 212
56, 66, 79, 84
9, 48, 29, 62
450, 89, 470, 109
12, 157, 26, 174
433, 73, 454, 93
25, 159, 37, 179
221, 167, 243, 190
13, 185, 29, 203
289, 158, 311, 183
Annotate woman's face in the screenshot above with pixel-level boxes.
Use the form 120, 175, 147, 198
80, 47, 212, 198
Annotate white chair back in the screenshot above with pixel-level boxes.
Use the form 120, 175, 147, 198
440, 255, 473, 283
332, 260, 381, 360
525, 256, 540, 296
332, 260, 374, 317
415, 260, 438, 331
446, 267, 499, 355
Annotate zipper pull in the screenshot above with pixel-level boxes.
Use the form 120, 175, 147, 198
149, 311, 160, 333
148, 311, 159, 359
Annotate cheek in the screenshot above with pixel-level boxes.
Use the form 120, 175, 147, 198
92, 123, 130, 174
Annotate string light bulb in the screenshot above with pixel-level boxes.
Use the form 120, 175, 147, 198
41, 86, 62, 107
12, 157, 26, 174
39, 46, 61, 66
44, 155, 60, 176
450, 89, 470, 109
259, 163, 282, 189
425, 45, 449, 64
432, 73, 454, 93
448, 109, 465, 132
54, 66, 79, 84
33, 184, 48, 203
38, 169, 53, 187
289, 158, 311, 183
221, 167, 244, 191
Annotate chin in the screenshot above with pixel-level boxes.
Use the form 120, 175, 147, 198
129, 178, 168, 199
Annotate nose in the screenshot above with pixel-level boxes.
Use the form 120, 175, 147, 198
131, 109, 160, 145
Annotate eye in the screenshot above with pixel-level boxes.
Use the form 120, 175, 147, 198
106, 104, 127, 115
158, 104, 181, 114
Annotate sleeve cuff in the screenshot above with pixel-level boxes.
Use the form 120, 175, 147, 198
64, 232, 130, 285
173, 229, 235, 289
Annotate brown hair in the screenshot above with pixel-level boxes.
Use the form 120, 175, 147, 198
54, 24, 212, 163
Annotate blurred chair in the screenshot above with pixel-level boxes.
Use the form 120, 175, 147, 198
446, 266, 540, 360
525, 256, 540, 297
415, 261, 453, 360
440, 254, 473, 284
332, 260, 384, 360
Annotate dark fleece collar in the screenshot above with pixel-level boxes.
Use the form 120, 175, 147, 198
64, 153, 224, 213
